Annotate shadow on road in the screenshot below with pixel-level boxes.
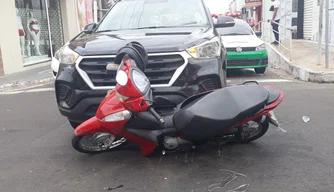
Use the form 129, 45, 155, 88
227, 69, 262, 78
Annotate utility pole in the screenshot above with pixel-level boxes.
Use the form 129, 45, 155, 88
317, 0, 324, 65
93, 0, 98, 23
97, 0, 103, 22
325, 0, 329, 68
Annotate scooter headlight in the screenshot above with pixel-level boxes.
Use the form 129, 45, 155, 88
102, 110, 132, 122
132, 70, 150, 93
116, 70, 128, 86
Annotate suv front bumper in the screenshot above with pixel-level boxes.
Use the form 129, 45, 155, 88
55, 56, 225, 123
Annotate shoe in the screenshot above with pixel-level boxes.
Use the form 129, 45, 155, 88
271, 41, 279, 45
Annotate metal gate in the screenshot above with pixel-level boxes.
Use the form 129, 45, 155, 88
303, 0, 313, 40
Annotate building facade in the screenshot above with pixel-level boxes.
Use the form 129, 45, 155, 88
0, 0, 110, 76
303, 0, 334, 44
228, 0, 304, 42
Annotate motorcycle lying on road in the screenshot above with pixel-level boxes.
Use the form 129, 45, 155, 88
72, 44, 284, 157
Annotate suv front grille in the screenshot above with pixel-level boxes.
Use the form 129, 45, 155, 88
78, 54, 185, 87
227, 59, 261, 66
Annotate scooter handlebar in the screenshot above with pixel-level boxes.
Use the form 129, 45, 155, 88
148, 106, 165, 125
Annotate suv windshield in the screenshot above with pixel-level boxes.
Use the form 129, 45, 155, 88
217, 21, 254, 36
96, 0, 209, 32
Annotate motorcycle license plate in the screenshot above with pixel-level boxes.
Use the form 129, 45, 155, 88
267, 110, 279, 127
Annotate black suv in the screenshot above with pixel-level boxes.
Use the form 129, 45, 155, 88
54, 0, 232, 128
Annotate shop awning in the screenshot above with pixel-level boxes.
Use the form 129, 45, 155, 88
243, 0, 262, 8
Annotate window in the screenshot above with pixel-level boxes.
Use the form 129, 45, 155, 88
216, 20, 254, 36
15, 0, 63, 66
97, 0, 209, 31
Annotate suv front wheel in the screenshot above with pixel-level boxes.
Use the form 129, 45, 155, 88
221, 60, 228, 87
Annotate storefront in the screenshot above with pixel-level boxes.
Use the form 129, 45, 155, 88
0, 0, 100, 76
15, 0, 64, 66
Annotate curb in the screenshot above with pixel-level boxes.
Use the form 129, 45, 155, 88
265, 43, 334, 83
0, 77, 55, 92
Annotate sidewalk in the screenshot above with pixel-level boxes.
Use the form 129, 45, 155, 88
266, 40, 334, 83
0, 64, 54, 92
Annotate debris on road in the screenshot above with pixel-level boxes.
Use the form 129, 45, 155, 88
104, 185, 124, 191
208, 169, 249, 192
302, 116, 310, 123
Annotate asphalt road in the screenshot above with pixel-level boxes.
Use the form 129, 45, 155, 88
1, 68, 334, 192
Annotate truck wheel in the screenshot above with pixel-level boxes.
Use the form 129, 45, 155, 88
69, 121, 81, 129
255, 67, 266, 74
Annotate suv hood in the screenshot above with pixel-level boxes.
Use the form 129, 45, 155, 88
69, 27, 215, 56
221, 35, 263, 48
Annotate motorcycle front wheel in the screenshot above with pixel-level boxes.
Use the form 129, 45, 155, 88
72, 133, 127, 154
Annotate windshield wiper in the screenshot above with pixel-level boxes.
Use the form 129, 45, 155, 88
130, 23, 202, 30
95, 29, 119, 33
130, 26, 176, 30
223, 33, 250, 36
96, 23, 204, 32
178, 22, 199, 26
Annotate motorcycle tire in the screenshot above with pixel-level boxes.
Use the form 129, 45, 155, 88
72, 135, 128, 154
234, 120, 269, 144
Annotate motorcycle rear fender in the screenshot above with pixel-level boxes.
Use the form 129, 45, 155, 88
263, 85, 284, 111
235, 85, 285, 127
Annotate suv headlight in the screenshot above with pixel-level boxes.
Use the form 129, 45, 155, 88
55, 46, 79, 64
256, 43, 266, 51
187, 37, 221, 59
132, 70, 150, 93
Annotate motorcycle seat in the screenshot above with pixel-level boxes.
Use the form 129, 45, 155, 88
173, 85, 270, 141
265, 87, 280, 104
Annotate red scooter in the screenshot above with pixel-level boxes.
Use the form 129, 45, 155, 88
72, 45, 284, 157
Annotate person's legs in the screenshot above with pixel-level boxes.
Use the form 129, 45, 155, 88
275, 19, 280, 42
271, 20, 280, 44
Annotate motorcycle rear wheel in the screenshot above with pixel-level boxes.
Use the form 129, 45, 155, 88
234, 120, 269, 144
72, 133, 127, 154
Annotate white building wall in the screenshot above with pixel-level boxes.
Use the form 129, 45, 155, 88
262, 0, 275, 42
310, 0, 334, 44
236, 0, 243, 11
279, 0, 293, 40
230, 1, 237, 13
261, 0, 300, 43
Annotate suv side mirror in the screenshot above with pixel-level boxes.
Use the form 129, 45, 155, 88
214, 16, 235, 28
83, 23, 97, 34
255, 32, 262, 37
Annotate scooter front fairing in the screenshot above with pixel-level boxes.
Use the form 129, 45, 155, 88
74, 90, 130, 136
